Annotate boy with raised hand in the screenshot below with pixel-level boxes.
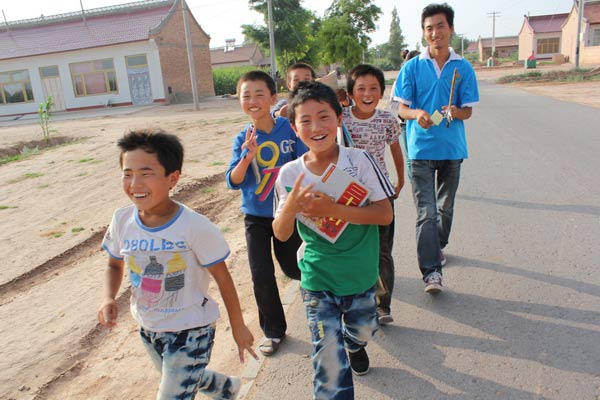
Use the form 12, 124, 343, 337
273, 81, 394, 399
99, 129, 256, 400
272, 62, 316, 118
344, 64, 404, 325
392, 3, 479, 294
226, 70, 307, 356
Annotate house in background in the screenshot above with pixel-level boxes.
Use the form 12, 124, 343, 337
476, 36, 519, 62
209, 40, 269, 69
0, 0, 214, 118
518, 13, 569, 61
561, 0, 600, 65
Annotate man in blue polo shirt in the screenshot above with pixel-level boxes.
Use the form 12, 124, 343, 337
392, 2, 479, 294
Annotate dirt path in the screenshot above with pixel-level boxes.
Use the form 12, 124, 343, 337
1, 70, 598, 399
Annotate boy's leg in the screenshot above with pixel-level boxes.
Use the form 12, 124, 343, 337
376, 201, 395, 317
273, 223, 302, 280
436, 160, 462, 250
139, 325, 239, 400
408, 160, 443, 278
244, 215, 287, 339
302, 289, 354, 400
342, 287, 378, 353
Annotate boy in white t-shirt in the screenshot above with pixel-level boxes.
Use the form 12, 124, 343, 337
99, 129, 257, 400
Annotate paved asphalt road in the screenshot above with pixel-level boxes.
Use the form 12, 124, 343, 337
240, 80, 600, 400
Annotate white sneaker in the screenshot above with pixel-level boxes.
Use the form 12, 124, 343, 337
424, 271, 443, 294
440, 250, 447, 266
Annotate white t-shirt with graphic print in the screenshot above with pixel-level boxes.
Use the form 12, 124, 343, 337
102, 203, 230, 332
342, 107, 401, 178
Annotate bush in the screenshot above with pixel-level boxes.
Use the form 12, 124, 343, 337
212, 66, 269, 96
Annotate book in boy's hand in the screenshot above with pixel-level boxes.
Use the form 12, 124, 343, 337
297, 163, 370, 243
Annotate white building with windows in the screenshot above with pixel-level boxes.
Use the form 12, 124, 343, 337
0, 0, 214, 118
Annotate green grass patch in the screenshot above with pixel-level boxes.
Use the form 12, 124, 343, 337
78, 158, 95, 163
71, 227, 85, 233
201, 187, 216, 193
497, 68, 599, 84
210, 161, 226, 166
0, 205, 18, 210
77, 172, 88, 177
8, 172, 44, 184
37, 184, 50, 189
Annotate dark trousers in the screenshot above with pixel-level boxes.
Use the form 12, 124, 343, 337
244, 214, 302, 339
377, 199, 395, 313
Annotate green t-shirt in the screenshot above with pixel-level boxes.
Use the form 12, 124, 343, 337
274, 146, 395, 296
297, 221, 379, 296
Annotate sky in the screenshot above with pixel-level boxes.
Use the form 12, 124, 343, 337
2, 0, 575, 50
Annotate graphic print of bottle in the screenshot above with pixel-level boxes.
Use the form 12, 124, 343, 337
165, 252, 186, 291
127, 257, 142, 288
141, 256, 164, 300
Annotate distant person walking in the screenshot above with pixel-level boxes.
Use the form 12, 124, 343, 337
391, 3, 479, 293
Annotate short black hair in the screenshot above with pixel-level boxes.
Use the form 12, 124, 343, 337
236, 70, 276, 96
288, 81, 342, 124
421, 3, 454, 29
117, 129, 183, 175
287, 62, 316, 80
346, 64, 385, 96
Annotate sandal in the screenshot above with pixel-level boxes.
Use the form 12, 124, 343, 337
259, 337, 282, 356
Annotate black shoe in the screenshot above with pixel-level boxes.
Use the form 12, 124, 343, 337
348, 347, 370, 375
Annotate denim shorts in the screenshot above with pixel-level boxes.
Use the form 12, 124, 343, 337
139, 324, 238, 400
302, 287, 378, 400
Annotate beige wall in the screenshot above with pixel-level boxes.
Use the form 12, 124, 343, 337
582, 45, 600, 64
519, 26, 534, 61
152, 1, 215, 103
562, 10, 578, 62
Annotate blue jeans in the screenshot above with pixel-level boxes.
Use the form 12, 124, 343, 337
140, 324, 238, 400
302, 287, 378, 400
408, 159, 462, 278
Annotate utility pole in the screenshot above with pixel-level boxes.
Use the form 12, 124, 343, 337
487, 11, 501, 61
575, 0, 585, 68
181, 0, 199, 111
267, 0, 277, 80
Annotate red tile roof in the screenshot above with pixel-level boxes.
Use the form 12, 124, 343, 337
480, 36, 519, 48
210, 43, 267, 66
0, 1, 174, 61
584, 2, 600, 24
527, 13, 569, 33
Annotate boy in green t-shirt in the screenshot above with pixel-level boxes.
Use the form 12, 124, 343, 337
273, 81, 394, 399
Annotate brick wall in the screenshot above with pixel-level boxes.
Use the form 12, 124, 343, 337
152, 1, 215, 103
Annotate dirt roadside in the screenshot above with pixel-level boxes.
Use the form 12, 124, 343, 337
1, 67, 598, 400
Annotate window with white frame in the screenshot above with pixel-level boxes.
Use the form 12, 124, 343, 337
69, 59, 118, 97
592, 28, 600, 46
536, 38, 559, 54
0, 69, 34, 105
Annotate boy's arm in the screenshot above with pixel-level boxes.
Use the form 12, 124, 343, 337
303, 194, 393, 226
441, 105, 473, 121
228, 126, 257, 186
208, 261, 258, 363
389, 141, 405, 198
399, 103, 435, 129
272, 173, 313, 241
98, 257, 124, 329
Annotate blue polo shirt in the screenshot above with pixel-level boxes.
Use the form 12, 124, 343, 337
392, 48, 479, 160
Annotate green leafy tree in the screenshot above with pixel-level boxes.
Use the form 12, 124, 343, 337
242, 0, 319, 73
450, 33, 470, 56
386, 7, 406, 68
318, 0, 382, 71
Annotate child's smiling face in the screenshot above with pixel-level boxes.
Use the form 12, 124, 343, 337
239, 80, 277, 120
291, 99, 341, 153
350, 74, 383, 118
